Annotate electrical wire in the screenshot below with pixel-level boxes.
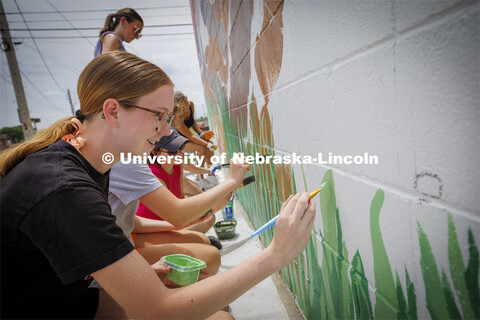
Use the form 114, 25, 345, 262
10, 33, 194, 39
22, 43, 81, 74
13, 0, 65, 92
4, 23, 192, 31
47, 0, 94, 47
6, 13, 190, 23
3, 5, 190, 15
19, 69, 68, 114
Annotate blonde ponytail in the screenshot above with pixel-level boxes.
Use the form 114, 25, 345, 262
0, 116, 74, 178
1, 51, 172, 178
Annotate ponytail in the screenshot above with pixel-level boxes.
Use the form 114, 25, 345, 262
99, 8, 144, 37
99, 13, 118, 36
0, 116, 74, 178
1, 51, 172, 178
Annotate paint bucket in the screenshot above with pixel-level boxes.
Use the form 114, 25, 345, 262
222, 199, 234, 220
214, 219, 237, 240
160, 254, 207, 286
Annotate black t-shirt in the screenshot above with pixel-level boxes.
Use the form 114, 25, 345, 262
1, 140, 134, 319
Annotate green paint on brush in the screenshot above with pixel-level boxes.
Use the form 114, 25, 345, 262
448, 213, 475, 319
465, 229, 479, 319
370, 189, 398, 319
418, 223, 450, 319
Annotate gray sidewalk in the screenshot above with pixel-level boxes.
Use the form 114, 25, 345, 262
206, 200, 288, 319
191, 171, 303, 320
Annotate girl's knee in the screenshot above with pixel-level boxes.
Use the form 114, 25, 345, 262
203, 246, 221, 273
206, 310, 234, 320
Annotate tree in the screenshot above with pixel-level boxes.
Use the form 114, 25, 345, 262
0, 125, 24, 143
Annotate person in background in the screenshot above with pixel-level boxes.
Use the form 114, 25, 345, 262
174, 91, 215, 169
94, 8, 143, 57
136, 129, 227, 232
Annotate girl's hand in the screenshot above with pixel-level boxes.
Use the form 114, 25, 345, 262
227, 159, 250, 187
150, 261, 176, 286
268, 193, 316, 266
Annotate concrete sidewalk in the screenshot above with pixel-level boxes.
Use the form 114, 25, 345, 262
192, 172, 304, 320
206, 200, 288, 319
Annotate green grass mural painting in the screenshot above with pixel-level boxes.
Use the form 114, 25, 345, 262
190, 0, 479, 318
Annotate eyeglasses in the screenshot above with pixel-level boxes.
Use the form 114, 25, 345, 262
132, 24, 142, 38
158, 148, 179, 156
119, 101, 174, 132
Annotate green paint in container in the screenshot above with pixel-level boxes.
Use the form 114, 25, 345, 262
160, 254, 207, 286
214, 219, 237, 239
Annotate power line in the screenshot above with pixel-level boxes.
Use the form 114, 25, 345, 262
3, 23, 192, 31
3, 5, 189, 15
13, 0, 65, 92
22, 43, 82, 74
47, 0, 94, 47
11, 32, 194, 39
19, 69, 67, 114
6, 13, 190, 23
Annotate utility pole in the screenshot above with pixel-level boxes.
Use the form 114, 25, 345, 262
67, 89, 74, 115
0, 0, 34, 140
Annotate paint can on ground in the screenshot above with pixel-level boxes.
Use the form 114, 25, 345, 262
214, 219, 237, 239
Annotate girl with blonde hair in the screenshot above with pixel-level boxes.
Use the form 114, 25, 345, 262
1, 51, 316, 319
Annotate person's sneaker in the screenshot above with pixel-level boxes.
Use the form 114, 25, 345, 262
208, 236, 222, 250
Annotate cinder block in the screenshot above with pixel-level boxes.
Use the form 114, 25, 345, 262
395, 6, 479, 212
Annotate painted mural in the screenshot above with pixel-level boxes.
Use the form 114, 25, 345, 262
190, 1, 479, 319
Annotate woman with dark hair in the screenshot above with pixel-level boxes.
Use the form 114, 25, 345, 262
94, 8, 143, 57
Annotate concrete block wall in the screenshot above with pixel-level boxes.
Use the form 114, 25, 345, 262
190, 0, 479, 318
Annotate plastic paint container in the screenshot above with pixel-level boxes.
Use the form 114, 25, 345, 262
160, 254, 207, 286
222, 199, 234, 220
214, 219, 237, 240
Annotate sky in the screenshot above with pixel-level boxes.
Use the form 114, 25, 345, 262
0, 0, 206, 130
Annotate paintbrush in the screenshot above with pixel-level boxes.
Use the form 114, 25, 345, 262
210, 155, 270, 173
220, 182, 327, 255
236, 175, 255, 189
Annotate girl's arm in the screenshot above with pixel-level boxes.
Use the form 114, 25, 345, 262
180, 165, 185, 198
183, 162, 210, 174
92, 193, 315, 319
192, 120, 203, 136
133, 216, 177, 233
139, 161, 248, 227
177, 123, 208, 147
101, 34, 121, 54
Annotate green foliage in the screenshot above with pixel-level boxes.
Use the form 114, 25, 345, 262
208, 87, 479, 320
0, 125, 24, 143
195, 116, 208, 122
370, 189, 398, 319
441, 268, 462, 319
351, 250, 373, 319
448, 213, 475, 319
418, 223, 452, 319
465, 229, 479, 319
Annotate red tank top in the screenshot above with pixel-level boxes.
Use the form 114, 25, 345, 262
136, 164, 182, 220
